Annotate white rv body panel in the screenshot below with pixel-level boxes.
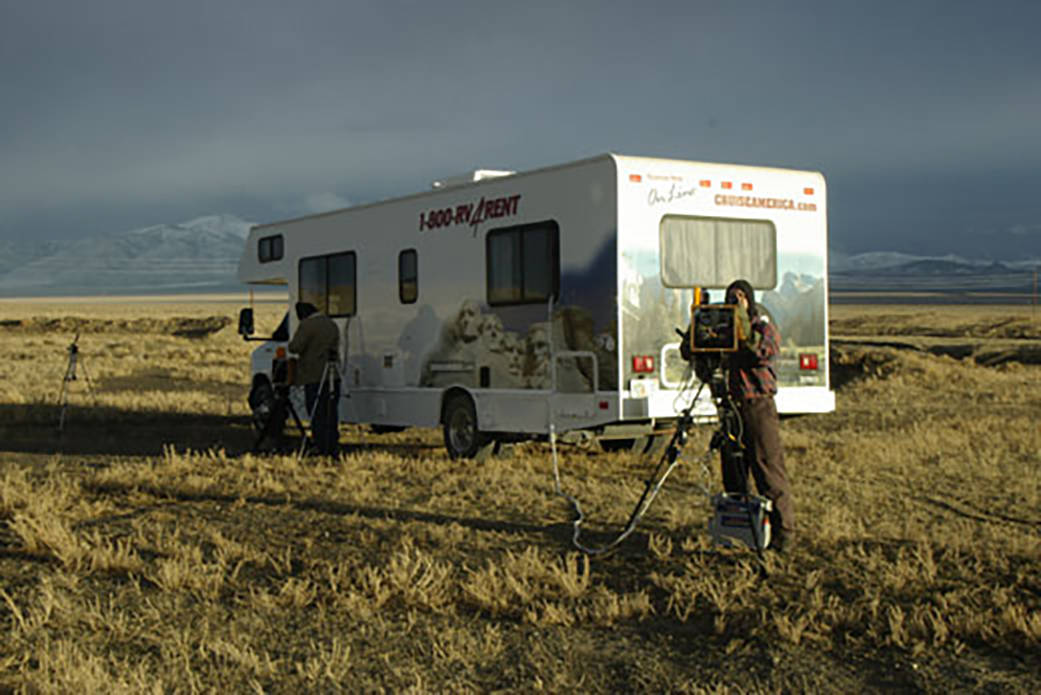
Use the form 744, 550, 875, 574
238, 153, 833, 439
612, 155, 833, 418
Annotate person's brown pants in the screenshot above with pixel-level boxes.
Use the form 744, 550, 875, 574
721, 396, 795, 535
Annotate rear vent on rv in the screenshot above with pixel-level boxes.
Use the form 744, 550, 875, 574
431, 170, 515, 189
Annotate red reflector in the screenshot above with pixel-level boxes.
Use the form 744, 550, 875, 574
632, 355, 655, 373
799, 353, 819, 370
804, 187, 815, 195
629, 174, 642, 182
599, 400, 609, 410
721, 181, 733, 190
699, 179, 711, 187
741, 182, 753, 191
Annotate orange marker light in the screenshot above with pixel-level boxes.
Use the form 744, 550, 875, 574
629, 174, 642, 183
699, 179, 711, 187
741, 183, 753, 191
804, 187, 815, 195
721, 181, 733, 190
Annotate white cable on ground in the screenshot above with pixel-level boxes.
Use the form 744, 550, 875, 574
549, 379, 717, 556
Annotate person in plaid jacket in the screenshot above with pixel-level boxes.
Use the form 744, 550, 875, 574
722, 279, 794, 551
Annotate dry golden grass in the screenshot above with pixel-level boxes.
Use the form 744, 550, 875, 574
0, 299, 1039, 692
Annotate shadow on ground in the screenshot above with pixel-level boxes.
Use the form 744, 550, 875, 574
0, 403, 441, 459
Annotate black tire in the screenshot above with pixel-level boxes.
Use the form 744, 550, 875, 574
599, 435, 667, 455
644, 433, 667, 458
248, 378, 277, 433
442, 393, 490, 459
599, 436, 648, 453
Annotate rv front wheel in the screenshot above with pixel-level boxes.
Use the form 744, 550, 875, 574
442, 393, 490, 459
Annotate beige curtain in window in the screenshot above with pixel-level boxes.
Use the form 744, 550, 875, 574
659, 215, 777, 289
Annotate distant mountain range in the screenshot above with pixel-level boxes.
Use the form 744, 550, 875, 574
0, 215, 254, 296
0, 214, 1037, 296
830, 251, 1040, 294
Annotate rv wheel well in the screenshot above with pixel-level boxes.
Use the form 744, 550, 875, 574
440, 387, 474, 424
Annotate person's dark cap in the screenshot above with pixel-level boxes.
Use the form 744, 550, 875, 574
295, 302, 318, 319
725, 280, 756, 315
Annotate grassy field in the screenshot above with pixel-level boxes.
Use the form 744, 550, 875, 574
0, 298, 1039, 693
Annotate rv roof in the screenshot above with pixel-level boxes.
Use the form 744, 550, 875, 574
249, 153, 822, 232
431, 169, 515, 189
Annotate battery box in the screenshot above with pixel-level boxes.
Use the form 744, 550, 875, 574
708, 493, 773, 552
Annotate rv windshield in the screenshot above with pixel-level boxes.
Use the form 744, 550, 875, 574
659, 215, 777, 289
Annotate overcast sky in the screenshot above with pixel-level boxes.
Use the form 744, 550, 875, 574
2, 0, 1038, 257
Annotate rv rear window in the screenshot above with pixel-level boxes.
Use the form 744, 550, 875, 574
399, 249, 418, 304
258, 235, 284, 263
298, 251, 356, 317
659, 215, 777, 289
486, 221, 559, 305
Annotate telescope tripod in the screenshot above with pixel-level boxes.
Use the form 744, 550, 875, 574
57, 333, 97, 433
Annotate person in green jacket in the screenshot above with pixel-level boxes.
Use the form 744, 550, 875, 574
288, 302, 340, 456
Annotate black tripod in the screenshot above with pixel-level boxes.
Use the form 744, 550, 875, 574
57, 333, 97, 433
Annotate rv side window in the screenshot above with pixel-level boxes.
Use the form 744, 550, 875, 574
486, 221, 559, 305
399, 249, 418, 304
258, 234, 284, 263
659, 215, 777, 289
298, 256, 327, 312
327, 252, 356, 317
298, 252, 357, 317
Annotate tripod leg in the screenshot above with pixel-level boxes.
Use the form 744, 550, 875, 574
57, 362, 73, 432
78, 359, 98, 405
298, 363, 331, 460
58, 381, 70, 433
285, 398, 306, 440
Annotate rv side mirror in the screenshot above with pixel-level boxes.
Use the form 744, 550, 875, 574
238, 308, 255, 338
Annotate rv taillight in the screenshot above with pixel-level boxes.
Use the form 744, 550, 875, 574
632, 355, 655, 373
799, 353, 819, 370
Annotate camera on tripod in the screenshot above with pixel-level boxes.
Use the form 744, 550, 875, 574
689, 304, 740, 353
677, 289, 748, 397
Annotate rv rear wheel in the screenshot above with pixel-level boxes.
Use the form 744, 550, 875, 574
442, 393, 491, 459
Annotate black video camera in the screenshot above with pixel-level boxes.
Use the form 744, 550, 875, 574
677, 304, 745, 399
689, 305, 740, 353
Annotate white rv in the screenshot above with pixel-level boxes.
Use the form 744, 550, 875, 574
237, 154, 834, 457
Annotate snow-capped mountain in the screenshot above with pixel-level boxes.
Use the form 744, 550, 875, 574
0, 215, 255, 295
